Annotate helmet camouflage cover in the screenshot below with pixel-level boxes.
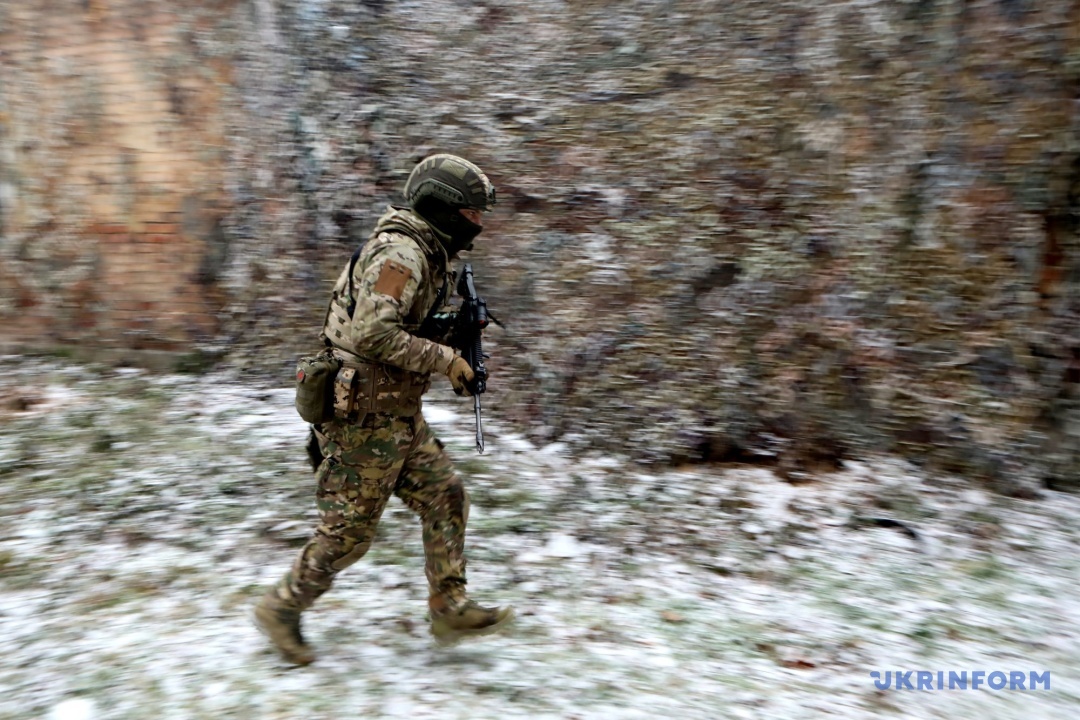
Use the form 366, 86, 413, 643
403, 154, 496, 212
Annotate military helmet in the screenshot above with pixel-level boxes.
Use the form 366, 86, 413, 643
403, 154, 495, 253
404, 154, 496, 212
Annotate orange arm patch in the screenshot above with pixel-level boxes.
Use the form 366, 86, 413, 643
373, 260, 412, 301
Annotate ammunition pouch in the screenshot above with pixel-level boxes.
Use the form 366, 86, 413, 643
330, 350, 430, 422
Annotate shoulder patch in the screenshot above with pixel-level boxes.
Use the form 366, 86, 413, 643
373, 259, 412, 300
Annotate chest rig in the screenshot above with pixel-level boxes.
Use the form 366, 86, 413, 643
320, 208, 453, 419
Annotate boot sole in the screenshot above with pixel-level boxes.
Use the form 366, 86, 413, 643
431, 608, 516, 647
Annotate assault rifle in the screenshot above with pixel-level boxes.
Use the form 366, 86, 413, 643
452, 263, 497, 453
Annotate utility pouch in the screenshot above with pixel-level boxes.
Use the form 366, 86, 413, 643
294, 350, 342, 424
333, 365, 360, 421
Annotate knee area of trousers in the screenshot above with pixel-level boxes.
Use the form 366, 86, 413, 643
329, 540, 374, 571
439, 478, 467, 511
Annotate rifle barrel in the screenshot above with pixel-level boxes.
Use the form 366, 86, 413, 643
474, 395, 484, 454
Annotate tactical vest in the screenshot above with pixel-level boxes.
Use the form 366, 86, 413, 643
320, 207, 452, 418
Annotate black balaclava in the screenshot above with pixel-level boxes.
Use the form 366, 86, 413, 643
413, 195, 483, 257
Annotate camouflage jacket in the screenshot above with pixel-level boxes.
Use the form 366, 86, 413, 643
322, 206, 457, 382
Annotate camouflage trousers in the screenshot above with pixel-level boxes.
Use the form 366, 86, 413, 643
270, 411, 469, 611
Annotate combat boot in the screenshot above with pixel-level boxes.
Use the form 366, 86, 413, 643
254, 591, 316, 666
429, 593, 515, 646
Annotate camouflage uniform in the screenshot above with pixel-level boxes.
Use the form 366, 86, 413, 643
279, 206, 468, 611
257, 156, 510, 664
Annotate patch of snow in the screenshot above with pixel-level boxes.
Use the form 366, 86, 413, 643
422, 404, 459, 425
2, 360, 1079, 720
48, 699, 96, 720
543, 532, 589, 558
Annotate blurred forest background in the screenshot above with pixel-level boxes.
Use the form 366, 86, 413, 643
1, 0, 1079, 490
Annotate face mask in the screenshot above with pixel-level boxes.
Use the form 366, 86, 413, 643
414, 197, 483, 256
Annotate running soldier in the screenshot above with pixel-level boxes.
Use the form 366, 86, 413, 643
255, 154, 513, 665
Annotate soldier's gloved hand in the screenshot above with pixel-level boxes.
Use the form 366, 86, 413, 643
447, 356, 476, 396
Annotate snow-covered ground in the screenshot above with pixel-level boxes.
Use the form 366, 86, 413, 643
0, 358, 1077, 720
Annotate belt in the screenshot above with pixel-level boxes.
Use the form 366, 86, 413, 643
330, 349, 428, 418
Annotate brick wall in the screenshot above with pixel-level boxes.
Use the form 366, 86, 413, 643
0, 0, 236, 357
